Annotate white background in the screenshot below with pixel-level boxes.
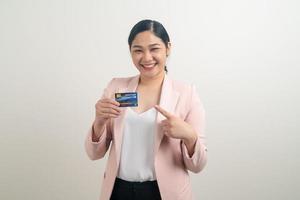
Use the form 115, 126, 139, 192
1, 0, 299, 199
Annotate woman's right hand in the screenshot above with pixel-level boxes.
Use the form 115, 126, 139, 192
94, 98, 122, 126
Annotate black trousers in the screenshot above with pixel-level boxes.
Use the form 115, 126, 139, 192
110, 178, 162, 200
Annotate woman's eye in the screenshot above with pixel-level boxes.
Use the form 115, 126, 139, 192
151, 48, 159, 51
134, 50, 142, 53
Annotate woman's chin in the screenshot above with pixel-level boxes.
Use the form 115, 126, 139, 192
139, 69, 165, 78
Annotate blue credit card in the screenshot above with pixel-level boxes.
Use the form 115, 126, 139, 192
115, 92, 138, 107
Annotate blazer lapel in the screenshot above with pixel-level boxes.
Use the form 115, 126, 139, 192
154, 74, 179, 155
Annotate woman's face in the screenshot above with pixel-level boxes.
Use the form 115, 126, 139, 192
130, 31, 170, 79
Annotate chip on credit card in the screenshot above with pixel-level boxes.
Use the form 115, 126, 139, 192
115, 92, 138, 107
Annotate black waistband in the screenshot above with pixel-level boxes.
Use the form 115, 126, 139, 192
114, 178, 159, 189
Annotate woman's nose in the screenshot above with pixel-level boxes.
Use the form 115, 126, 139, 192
143, 51, 153, 61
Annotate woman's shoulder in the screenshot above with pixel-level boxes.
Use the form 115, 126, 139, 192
169, 76, 196, 93
111, 75, 137, 83
105, 75, 138, 88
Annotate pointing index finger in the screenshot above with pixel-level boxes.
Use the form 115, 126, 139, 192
154, 105, 172, 119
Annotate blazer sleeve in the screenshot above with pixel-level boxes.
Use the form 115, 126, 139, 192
181, 84, 207, 173
85, 78, 115, 160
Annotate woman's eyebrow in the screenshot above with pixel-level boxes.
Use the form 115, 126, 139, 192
149, 43, 161, 47
132, 45, 142, 49
132, 43, 161, 49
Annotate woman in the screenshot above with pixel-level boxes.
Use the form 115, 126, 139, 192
85, 19, 207, 200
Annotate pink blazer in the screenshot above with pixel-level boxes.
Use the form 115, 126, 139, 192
85, 74, 207, 200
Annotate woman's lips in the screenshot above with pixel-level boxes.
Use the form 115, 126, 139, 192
141, 63, 157, 70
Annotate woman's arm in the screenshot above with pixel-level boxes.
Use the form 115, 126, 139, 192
181, 84, 207, 173
85, 120, 112, 160
84, 79, 116, 160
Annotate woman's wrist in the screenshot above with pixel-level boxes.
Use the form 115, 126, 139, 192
183, 132, 197, 146
92, 119, 106, 142
183, 131, 197, 156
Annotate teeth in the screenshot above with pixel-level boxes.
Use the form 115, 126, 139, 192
142, 64, 156, 68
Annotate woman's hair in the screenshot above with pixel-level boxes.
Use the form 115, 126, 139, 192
128, 19, 170, 73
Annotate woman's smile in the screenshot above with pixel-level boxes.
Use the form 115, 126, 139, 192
141, 63, 157, 70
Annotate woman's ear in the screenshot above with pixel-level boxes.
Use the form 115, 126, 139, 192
166, 42, 171, 57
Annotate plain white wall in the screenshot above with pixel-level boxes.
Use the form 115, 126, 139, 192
1, 0, 299, 199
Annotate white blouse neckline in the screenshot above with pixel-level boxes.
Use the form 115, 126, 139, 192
128, 107, 156, 116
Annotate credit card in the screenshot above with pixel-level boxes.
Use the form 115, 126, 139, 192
115, 92, 138, 107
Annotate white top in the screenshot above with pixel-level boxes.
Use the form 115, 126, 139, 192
117, 107, 157, 182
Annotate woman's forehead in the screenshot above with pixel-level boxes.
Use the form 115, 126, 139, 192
132, 31, 164, 47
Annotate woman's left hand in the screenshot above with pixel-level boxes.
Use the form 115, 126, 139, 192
154, 105, 197, 143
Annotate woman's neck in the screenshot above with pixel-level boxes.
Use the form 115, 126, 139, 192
139, 72, 165, 88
